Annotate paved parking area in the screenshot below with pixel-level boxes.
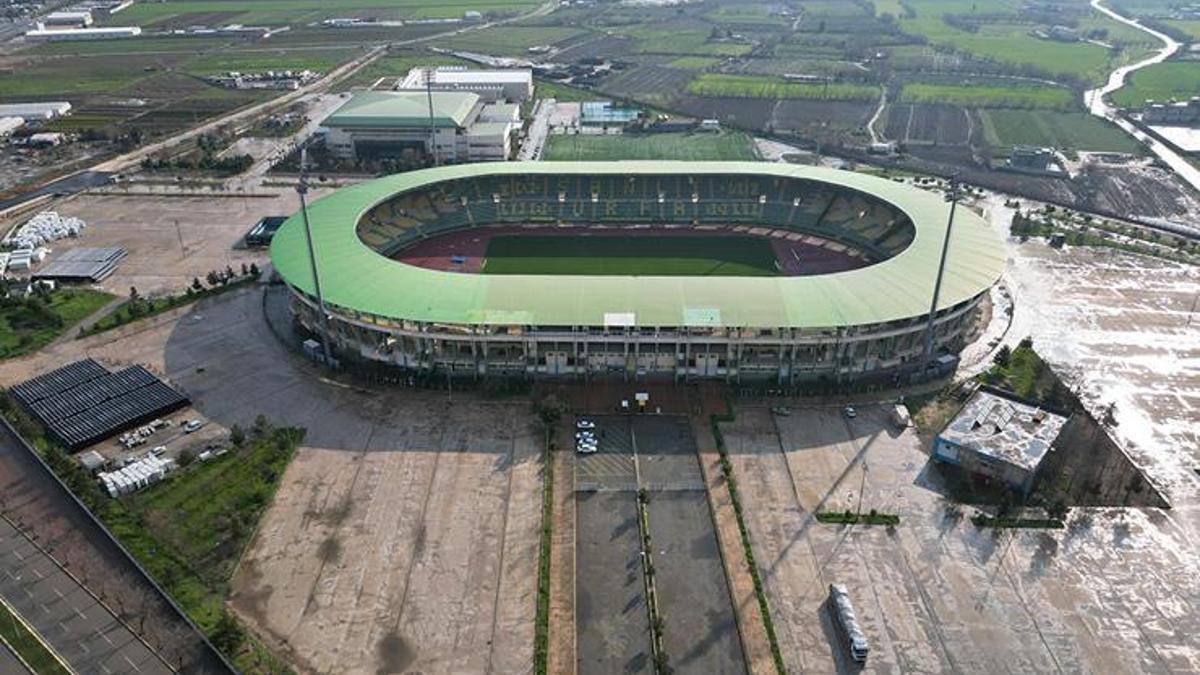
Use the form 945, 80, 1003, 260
0, 288, 543, 675
0, 518, 171, 675
722, 403, 1200, 674
575, 415, 745, 675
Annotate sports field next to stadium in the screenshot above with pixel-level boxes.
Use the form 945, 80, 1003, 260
481, 234, 779, 276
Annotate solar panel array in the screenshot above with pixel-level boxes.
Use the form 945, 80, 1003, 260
32, 246, 127, 283
10, 358, 189, 451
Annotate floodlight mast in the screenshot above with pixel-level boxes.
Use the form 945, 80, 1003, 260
297, 146, 334, 366
923, 179, 965, 366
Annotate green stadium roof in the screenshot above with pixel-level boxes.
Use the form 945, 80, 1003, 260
270, 161, 1004, 329
323, 91, 479, 129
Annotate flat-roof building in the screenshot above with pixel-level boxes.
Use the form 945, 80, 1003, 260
933, 386, 1071, 494
322, 91, 519, 163
25, 25, 141, 41
396, 66, 533, 102
0, 101, 72, 120
44, 11, 94, 27
581, 100, 642, 127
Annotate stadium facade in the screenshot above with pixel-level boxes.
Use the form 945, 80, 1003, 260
271, 161, 1004, 384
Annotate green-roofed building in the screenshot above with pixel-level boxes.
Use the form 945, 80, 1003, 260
322, 91, 520, 163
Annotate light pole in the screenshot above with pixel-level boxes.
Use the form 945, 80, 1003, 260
297, 146, 334, 366
923, 179, 965, 366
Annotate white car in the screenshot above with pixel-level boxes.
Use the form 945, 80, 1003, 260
576, 444, 598, 454
150, 446, 167, 457
576, 419, 596, 430
842, 406, 857, 419
184, 420, 204, 433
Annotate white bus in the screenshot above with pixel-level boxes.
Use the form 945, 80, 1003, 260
829, 583, 869, 663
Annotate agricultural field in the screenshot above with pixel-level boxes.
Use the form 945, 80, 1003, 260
434, 25, 587, 56
666, 56, 721, 69
1164, 20, 1200, 40
616, 24, 754, 56
899, 80, 1077, 109
894, 0, 1154, 83
687, 73, 878, 100
599, 66, 696, 106
334, 51, 470, 91
105, 0, 542, 27
1111, 61, 1200, 107
178, 46, 363, 76
884, 103, 973, 146
543, 131, 757, 161
977, 109, 1145, 154
481, 234, 779, 276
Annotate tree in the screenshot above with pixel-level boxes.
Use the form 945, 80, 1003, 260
206, 270, 220, 287
230, 424, 246, 447
993, 344, 1012, 368
249, 262, 260, 277
192, 277, 203, 291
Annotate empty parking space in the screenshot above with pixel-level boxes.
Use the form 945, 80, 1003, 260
574, 415, 745, 675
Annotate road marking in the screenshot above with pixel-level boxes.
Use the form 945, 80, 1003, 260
125, 654, 142, 671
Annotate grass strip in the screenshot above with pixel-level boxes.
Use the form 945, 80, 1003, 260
815, 511, 900, 526
971, 515, 1064, 529
533, 427, 554, 675
710, 411, 787, 675
0, 595, 72, 675
81, 273, 258, 337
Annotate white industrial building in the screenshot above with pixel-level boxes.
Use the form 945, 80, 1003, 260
0, 102, 72, 120
396, 66, 533, 102
43, 11, 94, 27
322, 91, 521, 163
25, 25, 141, 41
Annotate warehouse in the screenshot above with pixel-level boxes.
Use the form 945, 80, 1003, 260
25, 25, 141, 41
933, 386, 1071, 494
396, 66, 533, 102
321, 91, 520, 163
0, 102, 72, 120
43, 11, 94, 27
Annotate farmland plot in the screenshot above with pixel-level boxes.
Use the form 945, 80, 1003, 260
884, 103, 973, 146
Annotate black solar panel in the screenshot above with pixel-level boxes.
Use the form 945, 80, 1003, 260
10, 360, 190, 451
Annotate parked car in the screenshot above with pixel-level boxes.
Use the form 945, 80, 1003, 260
576, 419, 596, 430
184, 420, 204, 433
842, 406, 857, 419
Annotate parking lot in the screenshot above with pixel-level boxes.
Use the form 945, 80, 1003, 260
0, 287, 544, 675
575, 415, 744, 675
721, 403, 1200, 673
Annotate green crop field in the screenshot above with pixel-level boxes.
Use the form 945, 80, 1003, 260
109, 0, 541, 26
436, 25, 587, 56
543, 132, 757, 161
894, 0, 1155, 83
619, 26, 754, 56
977, 110, 1144, 154
900, 81, 1076, 109
482, 235, 781, 276
666, 56, 721, 69
686, 73, 878, 100
1111, 61, 1200, 107
180, 46, 362, 75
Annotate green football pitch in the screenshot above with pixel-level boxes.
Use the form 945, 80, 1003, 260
481, 235, 781, 276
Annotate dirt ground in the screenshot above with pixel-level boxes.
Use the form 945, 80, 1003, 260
0, 287, 544, 675
0, 186, 330, 297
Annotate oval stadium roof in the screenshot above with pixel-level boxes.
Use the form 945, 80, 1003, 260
270, 161, 1004, 329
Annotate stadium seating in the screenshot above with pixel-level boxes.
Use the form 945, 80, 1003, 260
358, 173, 915, 262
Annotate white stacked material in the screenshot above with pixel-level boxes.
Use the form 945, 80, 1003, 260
0, 252, 9, 276
7, 249, 32, 271
0, 117, 23, 137
98, 454, 175, 497
4, 211, 86, 249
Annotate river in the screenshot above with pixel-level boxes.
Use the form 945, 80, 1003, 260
1084, 0, 1200, 192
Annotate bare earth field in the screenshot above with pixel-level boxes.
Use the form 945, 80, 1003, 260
0, 188, 327, 296
0, 288, 543, 675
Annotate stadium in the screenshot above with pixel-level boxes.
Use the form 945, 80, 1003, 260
270, 161, 1004, 384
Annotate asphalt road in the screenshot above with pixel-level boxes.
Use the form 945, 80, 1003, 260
0, 517, 171, 675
